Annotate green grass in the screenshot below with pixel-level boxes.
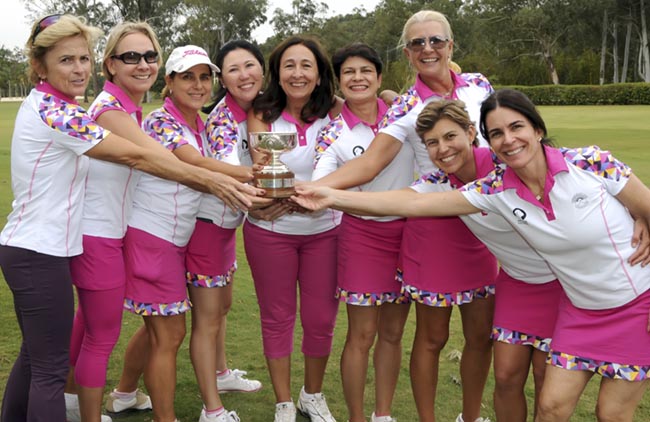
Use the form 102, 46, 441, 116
0, 100, 649, 421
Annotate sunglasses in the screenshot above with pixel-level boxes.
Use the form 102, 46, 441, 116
406, 36, 450, 52
112, 50, 159, 65
31, 14, 62, 45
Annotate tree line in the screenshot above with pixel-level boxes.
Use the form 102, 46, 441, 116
1, 0, 649, 99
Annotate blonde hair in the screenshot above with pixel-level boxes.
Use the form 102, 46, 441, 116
399, 10, 453, 47
103, 21, 162, 81
27, 14, 103, 85
415, 100, 478, 146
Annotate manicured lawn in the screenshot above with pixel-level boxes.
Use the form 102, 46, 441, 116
0, 100, 649, 421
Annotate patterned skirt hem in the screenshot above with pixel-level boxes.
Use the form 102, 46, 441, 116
547, 350, 650, 381
491, 326, 551, 352
124, 298, 192, 316
186, 262, 237, 288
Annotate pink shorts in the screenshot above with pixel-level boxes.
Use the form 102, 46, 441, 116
185, 219, 237, 288
70, 235, 125, 291
123, 227, 191, 316
337, 214, 406, 305
491, 272, 561, 352
400, 216, 497, 306
548, 289, 650, 380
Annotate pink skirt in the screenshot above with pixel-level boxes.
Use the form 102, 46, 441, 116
400, 216, 497, 306
548, 289, 650, 380
123, 227, 191, 316
492, 271, 561, 351
336, 214, 406, 305
70, 235, 125, 291
185, 219, 237, 288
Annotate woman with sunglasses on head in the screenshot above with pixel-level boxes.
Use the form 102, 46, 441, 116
309, 11, 495, 422
247, 35, 342, 422
293, 89, 650, 422
312, 43, 413, 422
183, 39, 267, 419
0, 15, 259, 422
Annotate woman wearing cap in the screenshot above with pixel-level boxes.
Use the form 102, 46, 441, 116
122, 45, 243, 422
246, 36, 342, 422
0, 15, 258, 422
187, 39, 267, 405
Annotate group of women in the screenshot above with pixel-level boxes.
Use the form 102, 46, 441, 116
1, 7, 649, 422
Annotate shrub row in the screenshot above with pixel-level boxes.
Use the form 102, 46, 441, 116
499, 83, 650, 105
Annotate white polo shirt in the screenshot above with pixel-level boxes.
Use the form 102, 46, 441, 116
246, 112, 340, 234
128, 97, 205, 246
461, 145, 650, 309
82, 81, 142, 239
412, 147, 555, 284
0, 83, 108, 256
313, 99, 415, 222
199, 93, 252, 229
379, 72, 493, 177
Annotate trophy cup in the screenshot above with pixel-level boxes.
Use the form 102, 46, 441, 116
249, 132, 298, 198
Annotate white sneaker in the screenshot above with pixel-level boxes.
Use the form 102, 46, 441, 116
274, 401, 296, 422
371, 412, 396, 422
199, 408, 241, 422
296, 386, 336, 422
105, 388, 152, 413
217, 369, 262, 393
455, 414, 491, 422
65, 393, 113, 422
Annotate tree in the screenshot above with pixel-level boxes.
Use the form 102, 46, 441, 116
270, 0, 329, 38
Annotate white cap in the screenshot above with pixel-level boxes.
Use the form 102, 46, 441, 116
165, 45, 219, 76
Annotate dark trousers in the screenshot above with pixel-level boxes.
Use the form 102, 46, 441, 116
0, 245, 74, 422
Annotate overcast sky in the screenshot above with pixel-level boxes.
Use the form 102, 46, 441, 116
1, 0, 381, 51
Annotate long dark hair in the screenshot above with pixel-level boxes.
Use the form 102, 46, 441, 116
203, 40, 265, 114
479, 89, 554, 146
252, 35, 335, 124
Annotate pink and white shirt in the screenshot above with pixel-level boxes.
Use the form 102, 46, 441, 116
461, 145, 650, 309
82, 81, 142, 238
0, 83, 108, 256
128, 97, 206, 246
247, 112, 340, 234
313, 99, 415, 222
380, 72, 493, 176
413, 147, 555, 284
199, 93, 252, 228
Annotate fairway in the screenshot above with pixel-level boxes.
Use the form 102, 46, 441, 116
0, 101, 649, 421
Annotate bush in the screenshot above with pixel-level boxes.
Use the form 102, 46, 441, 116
499, 83, 650, 105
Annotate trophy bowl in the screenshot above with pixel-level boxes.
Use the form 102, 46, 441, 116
249, 132, 298, 198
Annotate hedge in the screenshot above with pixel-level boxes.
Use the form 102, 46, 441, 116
498, 83, 650, 105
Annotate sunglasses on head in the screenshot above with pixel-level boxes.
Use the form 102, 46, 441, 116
31, 14, 62, 45
406, 35, 450, 52
112, 50, 159, 65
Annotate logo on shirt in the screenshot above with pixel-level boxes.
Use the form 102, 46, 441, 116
352, 145, 365, 156
572, 193, 588, 209
513, 208, 528, 225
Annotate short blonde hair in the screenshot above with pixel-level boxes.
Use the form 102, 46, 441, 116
416, 100, 478, 146
399, 10, 453, 47
27, 14, 103, 85
103, 21, 162, 81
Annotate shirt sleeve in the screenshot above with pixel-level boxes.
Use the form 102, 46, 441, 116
142, 111, 187, 151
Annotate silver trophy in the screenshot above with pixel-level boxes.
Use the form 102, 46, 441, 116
249, 132, 297, 198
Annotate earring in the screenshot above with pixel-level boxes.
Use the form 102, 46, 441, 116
538, 137, 543, 142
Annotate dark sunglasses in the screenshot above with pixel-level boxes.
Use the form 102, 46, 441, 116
406, 36, 450, 52
112, 50, 159, 65
31, 14, 62, 45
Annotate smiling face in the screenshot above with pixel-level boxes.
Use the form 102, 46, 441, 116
220, 48, 264, 111
166, 63, 212, 119
485, 106, 545, 170
338, 56, 381, 105
278, 44, 320, 105
423, 117, 476, 182
403, 20, 452, 83
35, 34, 91, 99
107, 32, 159, 104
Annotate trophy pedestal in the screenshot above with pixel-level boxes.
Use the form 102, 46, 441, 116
254, 170, 296, 198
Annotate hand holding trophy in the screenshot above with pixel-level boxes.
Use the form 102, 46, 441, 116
249, 132, 298, 198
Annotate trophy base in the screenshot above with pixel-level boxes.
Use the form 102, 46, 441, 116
255, 171, 295, 198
